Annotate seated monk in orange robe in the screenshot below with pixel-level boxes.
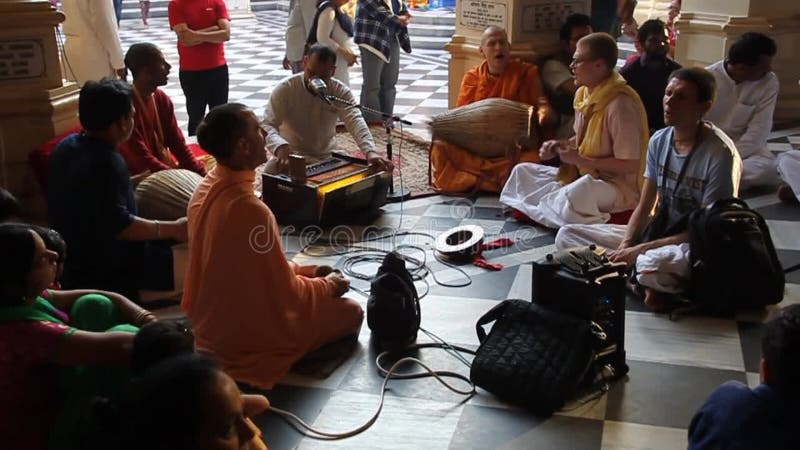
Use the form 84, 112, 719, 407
430, 26, 556, 193
182, 104, 363, 389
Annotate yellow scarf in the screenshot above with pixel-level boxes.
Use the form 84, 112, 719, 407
556, 72, 649, 187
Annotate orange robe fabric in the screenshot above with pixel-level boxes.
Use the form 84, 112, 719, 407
430, 59, 543, 193
182, 165, 363, 389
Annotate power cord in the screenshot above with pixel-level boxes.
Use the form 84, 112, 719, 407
268, 343, 476, 440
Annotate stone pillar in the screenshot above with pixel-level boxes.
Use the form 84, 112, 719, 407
445, 0, 591, 108
0, 0, 80, 218
226, 0, 255, 20
674, 0, 800, 122
632, 0, 671, 25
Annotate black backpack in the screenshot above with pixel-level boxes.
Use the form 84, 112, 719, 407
688, 198, 784, 315
367, 252, 420, 351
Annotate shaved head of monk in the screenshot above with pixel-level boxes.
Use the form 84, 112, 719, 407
480, 26, 512, 75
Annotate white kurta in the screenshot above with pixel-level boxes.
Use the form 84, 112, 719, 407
61, 0, 125, 85
316, 8, 356, 86
285, 0, 318, 63
705, 60, 779, 188
262, 73, 375, 172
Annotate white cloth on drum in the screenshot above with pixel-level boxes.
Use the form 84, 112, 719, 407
556, 223, 691, 294
777, 151, 800, 202
500, 163, 618, 228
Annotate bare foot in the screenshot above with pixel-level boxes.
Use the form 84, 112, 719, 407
643, 288, 670, 313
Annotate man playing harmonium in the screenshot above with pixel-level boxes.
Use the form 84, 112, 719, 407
184, 103, 364, 388
500, 33, 649, 228
429, 26, 556, 194
262, 44, 393, 175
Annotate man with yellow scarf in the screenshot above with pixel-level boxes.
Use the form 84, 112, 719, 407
500, 33, 649, 228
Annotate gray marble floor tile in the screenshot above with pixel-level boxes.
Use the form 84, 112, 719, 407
297, 391, 464, 450
766, 220, 800, 251
450, 405, 604, 450
601, 421, 687, 450
428, 265, 519, 300
605, 360, 746, 429
624, 312, 745, 371
738, 321, 765, 373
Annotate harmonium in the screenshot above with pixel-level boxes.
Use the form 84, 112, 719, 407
262, 153, 390, 227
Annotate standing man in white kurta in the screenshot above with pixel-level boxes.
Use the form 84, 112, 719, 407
62, 0, 126, 85
284, 0, 318, 73
262, 45, 392, 175
705, 32, 779, 190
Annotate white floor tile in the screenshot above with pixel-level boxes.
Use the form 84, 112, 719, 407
624, 312, 745, 371
601, 421, 687, 450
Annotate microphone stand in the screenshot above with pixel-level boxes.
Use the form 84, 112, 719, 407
325, 94, 412, 202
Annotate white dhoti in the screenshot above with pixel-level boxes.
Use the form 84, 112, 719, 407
63, 36, 117, 85
741, 150, 779, 190
777, 150, 800, 203
500, 163, 618, 229
556, 224, 691, 294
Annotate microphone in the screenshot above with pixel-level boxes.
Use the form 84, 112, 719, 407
308, 77, 332, 105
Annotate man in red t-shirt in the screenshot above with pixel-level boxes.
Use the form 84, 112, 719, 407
168, 0, 231, 136
120, 43, 208, 178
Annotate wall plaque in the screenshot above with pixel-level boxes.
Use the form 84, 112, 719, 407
0, 39, 45, 81
522, 1, 587, 33
459, 1, 507, 31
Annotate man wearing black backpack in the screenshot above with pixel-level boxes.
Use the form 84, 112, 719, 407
555, 67, 742, 311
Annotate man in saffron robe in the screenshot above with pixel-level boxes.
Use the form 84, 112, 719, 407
183, 104, 363, 389
120, 43, 207, 177
430, 26, 556, 194
500, 33, 649, 228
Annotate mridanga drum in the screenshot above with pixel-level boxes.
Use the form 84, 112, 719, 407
135, 169, 204, 221
428, 98, 541, 158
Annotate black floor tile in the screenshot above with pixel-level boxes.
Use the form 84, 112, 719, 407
777, 250, 800, 284
244, 384, 334, 450
605, 360, 746, 429
449, 405, 603, 450
755, 202, 800, 221
738, 321, 765, 373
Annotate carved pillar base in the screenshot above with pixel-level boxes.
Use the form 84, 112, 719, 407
0, 0, 79, 218
446, 0, 590, 108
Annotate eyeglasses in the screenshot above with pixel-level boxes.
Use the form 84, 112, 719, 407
570, 57, 592, 66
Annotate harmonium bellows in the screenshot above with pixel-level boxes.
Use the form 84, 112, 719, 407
262, 153, 390, 226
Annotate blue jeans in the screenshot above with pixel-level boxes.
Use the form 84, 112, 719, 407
113, 0, 123, 25
359, 39, 400, 123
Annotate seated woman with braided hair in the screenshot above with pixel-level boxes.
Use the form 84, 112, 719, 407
0, 222, 157, 450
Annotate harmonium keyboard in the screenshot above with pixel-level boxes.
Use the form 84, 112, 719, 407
262, 153, 390, 226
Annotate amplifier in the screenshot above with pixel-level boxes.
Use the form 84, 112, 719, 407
262, 153, 391, 227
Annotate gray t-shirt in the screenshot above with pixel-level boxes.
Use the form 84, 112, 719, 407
645, 123, 741, 229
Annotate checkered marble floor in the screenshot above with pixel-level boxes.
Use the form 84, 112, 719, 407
118, 12, 449, 141
123, 13, 800, 449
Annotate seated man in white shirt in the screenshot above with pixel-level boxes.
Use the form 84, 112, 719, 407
705, 32, 779, 190
263, 44, 392, 175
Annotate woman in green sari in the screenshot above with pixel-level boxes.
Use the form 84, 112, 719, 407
0, 222, 156, 449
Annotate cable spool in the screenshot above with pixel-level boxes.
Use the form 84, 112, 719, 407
434, 225, 485, 261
